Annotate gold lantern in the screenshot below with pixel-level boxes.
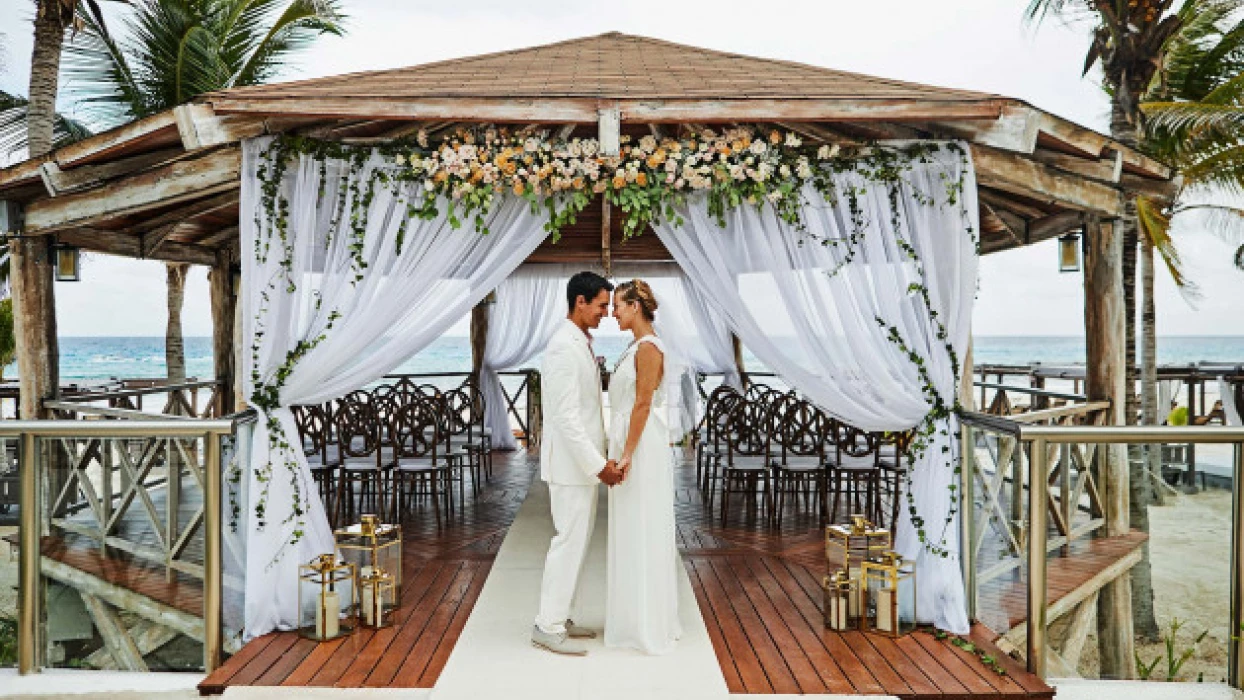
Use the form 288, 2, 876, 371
862, 551, 917, 637
822, 569, 861, 632
336, 514, 402, 608
358, 567, 397, 628
298, 554, 356, 641
825, 514, 891, 580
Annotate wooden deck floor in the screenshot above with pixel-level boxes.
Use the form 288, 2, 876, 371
197, 450, 535, 694
191, 447, 1148, 698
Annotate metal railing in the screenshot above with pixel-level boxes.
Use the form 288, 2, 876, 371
960, 412, 1244, 686
13, 418, 238, 675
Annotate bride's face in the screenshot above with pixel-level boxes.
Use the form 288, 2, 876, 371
611, 292, 639, 332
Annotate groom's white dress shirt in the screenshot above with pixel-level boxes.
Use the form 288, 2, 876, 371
534, 318, 608, 636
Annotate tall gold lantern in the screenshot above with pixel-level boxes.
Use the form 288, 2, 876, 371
336, 514, 403, 607
358, 568, 397, 629
298, 554, 357, 641
861, 551, 917, 637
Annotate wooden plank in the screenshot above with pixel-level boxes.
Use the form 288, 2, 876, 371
55, 228, 219, 266
683, 560, 745, 693
198, 633, 278, 694
862, 632, 942, 698
972, 144, 1123, 216
224, 633, 300, 687
24, 147, 241, 233
911, 629, 1005, 697
174, 104, 270, 150
968, 623, 1054, 698
81, 593, 148, 671
361, 561, 462, 687
724, 555, 823, 693
253, 636, 318, 686
894, 632, 973, 698
38, 148, 185, 196
686, 557, 773, 693
208, 95, 1005, 124
416, 560, 491, 685
387, 563, 477, 686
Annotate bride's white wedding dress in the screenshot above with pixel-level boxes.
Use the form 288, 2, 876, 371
605, 334, 683, 654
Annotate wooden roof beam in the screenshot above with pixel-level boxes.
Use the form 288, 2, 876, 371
58, 228, 217, 266
207, 96, 1006, 124
24, 147, 241, 234
37, 147, 185, 197
971, 144, 1122, 217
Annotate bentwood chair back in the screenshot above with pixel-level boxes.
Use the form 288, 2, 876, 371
388, 398, 450, 526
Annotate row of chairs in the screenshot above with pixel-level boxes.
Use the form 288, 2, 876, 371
695, 384, 911, 529
292, 377, 493, 528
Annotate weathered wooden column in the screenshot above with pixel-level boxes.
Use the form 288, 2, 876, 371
470, 293, 492, 375
7, 215, 59, 420
1084, 216, 1136, 678
209, 251, 236, 415
731, 334, 746, 386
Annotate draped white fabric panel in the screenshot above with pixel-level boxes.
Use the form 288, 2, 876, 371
652, 145, 978, 633
239, 136, 550, 639
482, 265, 575, 450
1219, 377, 1243, 426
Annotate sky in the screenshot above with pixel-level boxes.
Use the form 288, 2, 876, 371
0, 0, 1240, 337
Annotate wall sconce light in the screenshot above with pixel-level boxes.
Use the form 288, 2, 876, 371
1058, 231, 1082, 273
54, 244, 81, 282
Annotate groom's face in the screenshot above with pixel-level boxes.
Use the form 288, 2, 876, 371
576, 289, 611, 329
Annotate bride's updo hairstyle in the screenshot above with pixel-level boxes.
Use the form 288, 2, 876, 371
616, 279, 659, 322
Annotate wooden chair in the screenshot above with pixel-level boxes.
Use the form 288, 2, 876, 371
332, 395, 390, 524
697, 385, 740, 503
459, 376, 494, 481
387, 398, 451, 527
292, 404, 336, 516
875, 429, 913, 529
442, 387, 483, 502
769, 394, 831, 528
718, 394, 773, 527
826, 422, 883, 525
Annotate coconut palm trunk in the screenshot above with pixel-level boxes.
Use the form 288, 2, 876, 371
165, 262, 187, 384
26, 0, 69, 159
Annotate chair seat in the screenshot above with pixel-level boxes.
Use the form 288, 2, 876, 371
772, 458, 824, 473
831, 455, 879, 472
393, 457, 448, 473
339, 458, 385, 472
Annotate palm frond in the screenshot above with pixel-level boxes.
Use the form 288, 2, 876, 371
1138, 194, 1203, 304
0, 90, 92, 159
1175, 202, 1244, 247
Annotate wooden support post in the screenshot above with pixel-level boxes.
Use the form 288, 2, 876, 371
470, 293, 493, 375
81, 593, 148, 671
209, 251, 236, 415
731, 334, 746, 386
1083, 216, 1137, 679
10, 231, 60, 420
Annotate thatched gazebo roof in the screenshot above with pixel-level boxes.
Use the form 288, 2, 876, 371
0, 32, 1175, 266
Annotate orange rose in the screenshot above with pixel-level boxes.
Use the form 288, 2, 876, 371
612, 175, 626, 189
636, 172, 648, 186
572, 177, 585, 189
513, 182, 525, 195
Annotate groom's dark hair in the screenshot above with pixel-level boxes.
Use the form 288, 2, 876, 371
566, 271, 613, 312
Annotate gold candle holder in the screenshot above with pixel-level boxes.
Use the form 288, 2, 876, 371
298, 554, 356, 641
862, 551, 917, 638
336, 517, 403, 611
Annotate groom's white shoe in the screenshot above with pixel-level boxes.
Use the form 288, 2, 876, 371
531, 625, 588, 656
565, 619, 597, 639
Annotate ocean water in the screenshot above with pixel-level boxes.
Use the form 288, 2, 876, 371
36, 335, 1244, 383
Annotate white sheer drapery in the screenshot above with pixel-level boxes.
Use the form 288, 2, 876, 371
1219, 377, 1243, 426
239, 136, 550, 639
481, 265, 573, 449
652, 144, 978, 633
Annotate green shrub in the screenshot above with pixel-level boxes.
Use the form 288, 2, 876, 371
0, 613, 16, 666
1168, 406, 1189, 426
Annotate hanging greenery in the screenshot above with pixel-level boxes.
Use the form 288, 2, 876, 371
245, 125, 976, 559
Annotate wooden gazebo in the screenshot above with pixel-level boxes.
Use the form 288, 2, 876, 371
0, 32, 1173, 690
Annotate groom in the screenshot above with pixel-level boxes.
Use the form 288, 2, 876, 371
531, 271, 626, 656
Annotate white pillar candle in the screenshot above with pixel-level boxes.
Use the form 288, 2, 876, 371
361, 585, 375, 626
847, 585, 860, 618
316, 591, 340, 639
830, 596, 849, 631
876, 588, 894, 633
372, 585, 386, 626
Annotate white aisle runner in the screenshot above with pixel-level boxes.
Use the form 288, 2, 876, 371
430, 476, 730, 700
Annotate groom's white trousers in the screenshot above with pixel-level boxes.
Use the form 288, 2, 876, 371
535, 483, 598, 635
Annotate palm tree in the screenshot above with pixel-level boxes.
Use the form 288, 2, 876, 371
56, 0, 344, 382
0, 89, 92, 159
1026, 0, 1187, 647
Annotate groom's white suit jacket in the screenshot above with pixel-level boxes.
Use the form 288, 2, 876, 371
539, 319, 607, 486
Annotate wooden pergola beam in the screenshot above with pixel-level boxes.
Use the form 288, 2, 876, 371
24, 147, 241, 234
58, 228, 218, 266
207, 96, 1007, 124
971, 144, 1123, 216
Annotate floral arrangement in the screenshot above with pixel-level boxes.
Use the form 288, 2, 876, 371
245, 126, 974, 559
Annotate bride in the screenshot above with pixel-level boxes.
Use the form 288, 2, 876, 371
604, 279, 682, 654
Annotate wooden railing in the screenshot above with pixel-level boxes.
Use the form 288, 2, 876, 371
381, 370, 542, 447
959, 411, 1244, 686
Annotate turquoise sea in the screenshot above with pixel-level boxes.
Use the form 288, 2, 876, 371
37, 335, 1244, 384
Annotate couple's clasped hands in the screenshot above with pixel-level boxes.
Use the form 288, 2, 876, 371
598, 456, 631, 487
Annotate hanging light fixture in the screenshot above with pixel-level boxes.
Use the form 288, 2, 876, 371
53, 243, 81, 282
1058, 230, 1082, 273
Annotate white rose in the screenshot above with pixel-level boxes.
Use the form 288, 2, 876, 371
749, 140, 767, 155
